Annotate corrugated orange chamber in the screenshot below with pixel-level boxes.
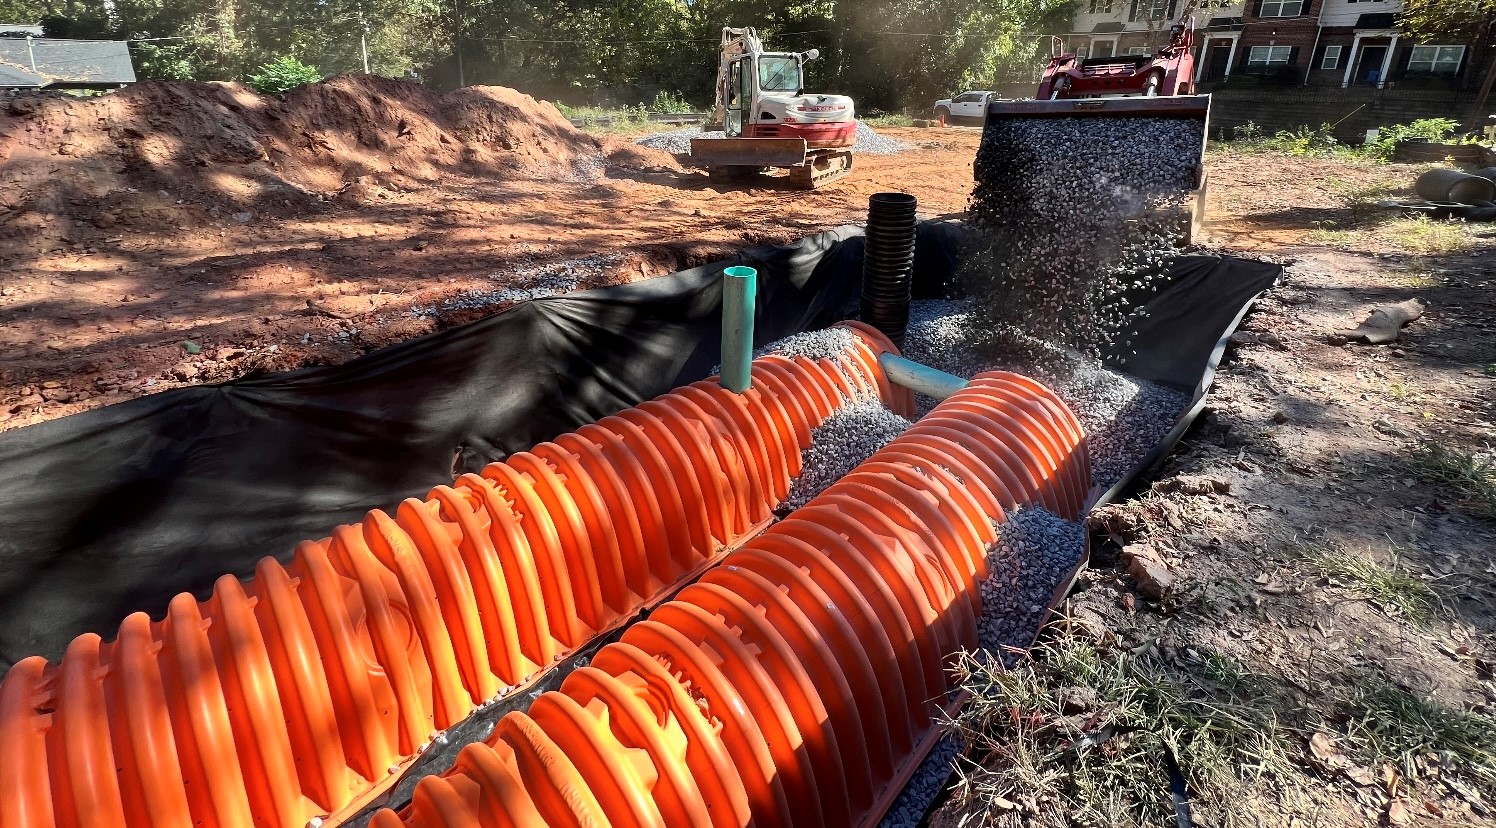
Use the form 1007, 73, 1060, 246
0, 322, 910, 828
367, 371, 1088, 828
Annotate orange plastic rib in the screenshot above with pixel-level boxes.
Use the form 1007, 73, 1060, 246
0, 323, 903, 828
372, 370, 1087, 828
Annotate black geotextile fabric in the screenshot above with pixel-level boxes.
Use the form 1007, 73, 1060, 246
0, 221, 1278, 669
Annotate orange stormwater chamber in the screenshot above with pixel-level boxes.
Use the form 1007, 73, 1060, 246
0, 321, 1089, 828
368, 373, 1088, 828
0, 322, 914, 828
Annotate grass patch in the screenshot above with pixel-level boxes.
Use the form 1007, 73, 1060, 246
1309, 215, 1478, 255
863, 113, 914, 127
1337, 676, 1496, 792
1409, 441, 1496, 521
1323, 177, 1397, 205
1387, 379, 1419, 402
1297, 543, 1439, 622
947, 634, 1291, 827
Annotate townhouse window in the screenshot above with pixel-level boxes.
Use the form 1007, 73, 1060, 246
1407, 45, 1464, 74
1321, 44, 1342, 69
1127, 47, 1150, 55
1247, 45, 1293, 65
1088, 0, 1115, 12
1257, 0, 1304, 16
1129, 0, 1176, 21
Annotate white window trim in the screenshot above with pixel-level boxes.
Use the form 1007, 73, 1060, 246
1407, 44, 1465, 73
1321, 44, 1342, 69
1247, 45, 1292, 65
1091, 38, 1117, 57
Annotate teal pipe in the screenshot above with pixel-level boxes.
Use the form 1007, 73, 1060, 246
878, 353, 968, 400
721, 266, 757, 394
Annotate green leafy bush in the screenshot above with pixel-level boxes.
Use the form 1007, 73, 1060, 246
1360, 118, 1461, 161
1225, 121, 1347, 157
650, 90, 694, 114
134, 43, 197, 81
1266, 123, 1341, 156
248, 56, 322, 95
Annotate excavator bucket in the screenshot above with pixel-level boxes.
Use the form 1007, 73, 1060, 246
689, 137, 809, 169
981, 94, 1212, 242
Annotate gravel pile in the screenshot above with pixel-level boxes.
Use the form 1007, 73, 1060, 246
976, 506, 1086, 660
850, 121, 909, 155
781, 399, 911, 512
756, 327, 859, 362
878, 736, 959, 828
965, 115, 1203, 357
902, 299, 1189, 490
409, 253, 619, 317
633, 121, 908, 156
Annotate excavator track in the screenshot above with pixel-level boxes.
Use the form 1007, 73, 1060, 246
790, 149, 854, 190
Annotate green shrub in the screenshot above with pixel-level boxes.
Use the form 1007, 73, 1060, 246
1361, 118, 1461, 161
650, 90, 694, 114
1225, 121, 1346, 157
1265, 123, 1341, 156
248, 56, 322, 95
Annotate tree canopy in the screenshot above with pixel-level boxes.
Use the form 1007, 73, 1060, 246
1399, 0, 1496, 119
5, 0, 1076, 110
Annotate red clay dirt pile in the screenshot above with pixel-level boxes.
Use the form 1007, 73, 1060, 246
0, 74, 602, 242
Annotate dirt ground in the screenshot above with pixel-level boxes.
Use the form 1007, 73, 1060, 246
4, 81, 1496, 825
0, 81, 980, 428
934, 148, 1496, 827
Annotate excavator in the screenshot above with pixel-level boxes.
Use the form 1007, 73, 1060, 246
690, 27, 857, 189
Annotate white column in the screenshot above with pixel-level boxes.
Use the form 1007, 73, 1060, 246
1223, 35, 1240, 79
1194, 39, 1210, 83
1342, 33, 1363, 87
1377, 34, 1398, 88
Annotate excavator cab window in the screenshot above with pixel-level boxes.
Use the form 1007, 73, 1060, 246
726, 58, 749, 136
757, 56, 800, 93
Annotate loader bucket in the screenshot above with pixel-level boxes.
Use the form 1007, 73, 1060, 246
980, 94, 1212, 241
689, 137, 808, 169
982, 95, 1210, 187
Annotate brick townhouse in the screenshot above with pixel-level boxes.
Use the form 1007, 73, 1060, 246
1063, 0, 1490, 94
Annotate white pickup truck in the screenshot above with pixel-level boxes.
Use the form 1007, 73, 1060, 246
932, 90, 995, 122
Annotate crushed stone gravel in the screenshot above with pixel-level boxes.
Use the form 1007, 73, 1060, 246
902, 298, 1189, 490
977, 506, 1086, 661
966, 115, 1202, 357
878, 735, 960, 828
781, 399, 911, 512
634, 121, 908, 156
756, 327, 859, 363
409, 253, 619, 317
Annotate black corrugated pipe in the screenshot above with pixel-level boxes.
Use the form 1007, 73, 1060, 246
861, 192, 918, 346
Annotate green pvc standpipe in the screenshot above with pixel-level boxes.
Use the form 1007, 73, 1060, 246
721, 265, 757, 394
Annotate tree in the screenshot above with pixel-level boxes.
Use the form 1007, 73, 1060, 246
0, 0, 50, 23
247, 54, 320, 92
1400, 0, 1496, 123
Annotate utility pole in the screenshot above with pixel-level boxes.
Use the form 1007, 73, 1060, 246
453, 0, 466, 87
358, 3, 370, 73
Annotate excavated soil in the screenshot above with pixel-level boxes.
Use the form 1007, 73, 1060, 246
0, 81, 980, 429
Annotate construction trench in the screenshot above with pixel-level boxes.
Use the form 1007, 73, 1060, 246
0, 101, 1282, 828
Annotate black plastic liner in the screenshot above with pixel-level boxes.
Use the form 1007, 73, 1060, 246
0, 222, 1278, 670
